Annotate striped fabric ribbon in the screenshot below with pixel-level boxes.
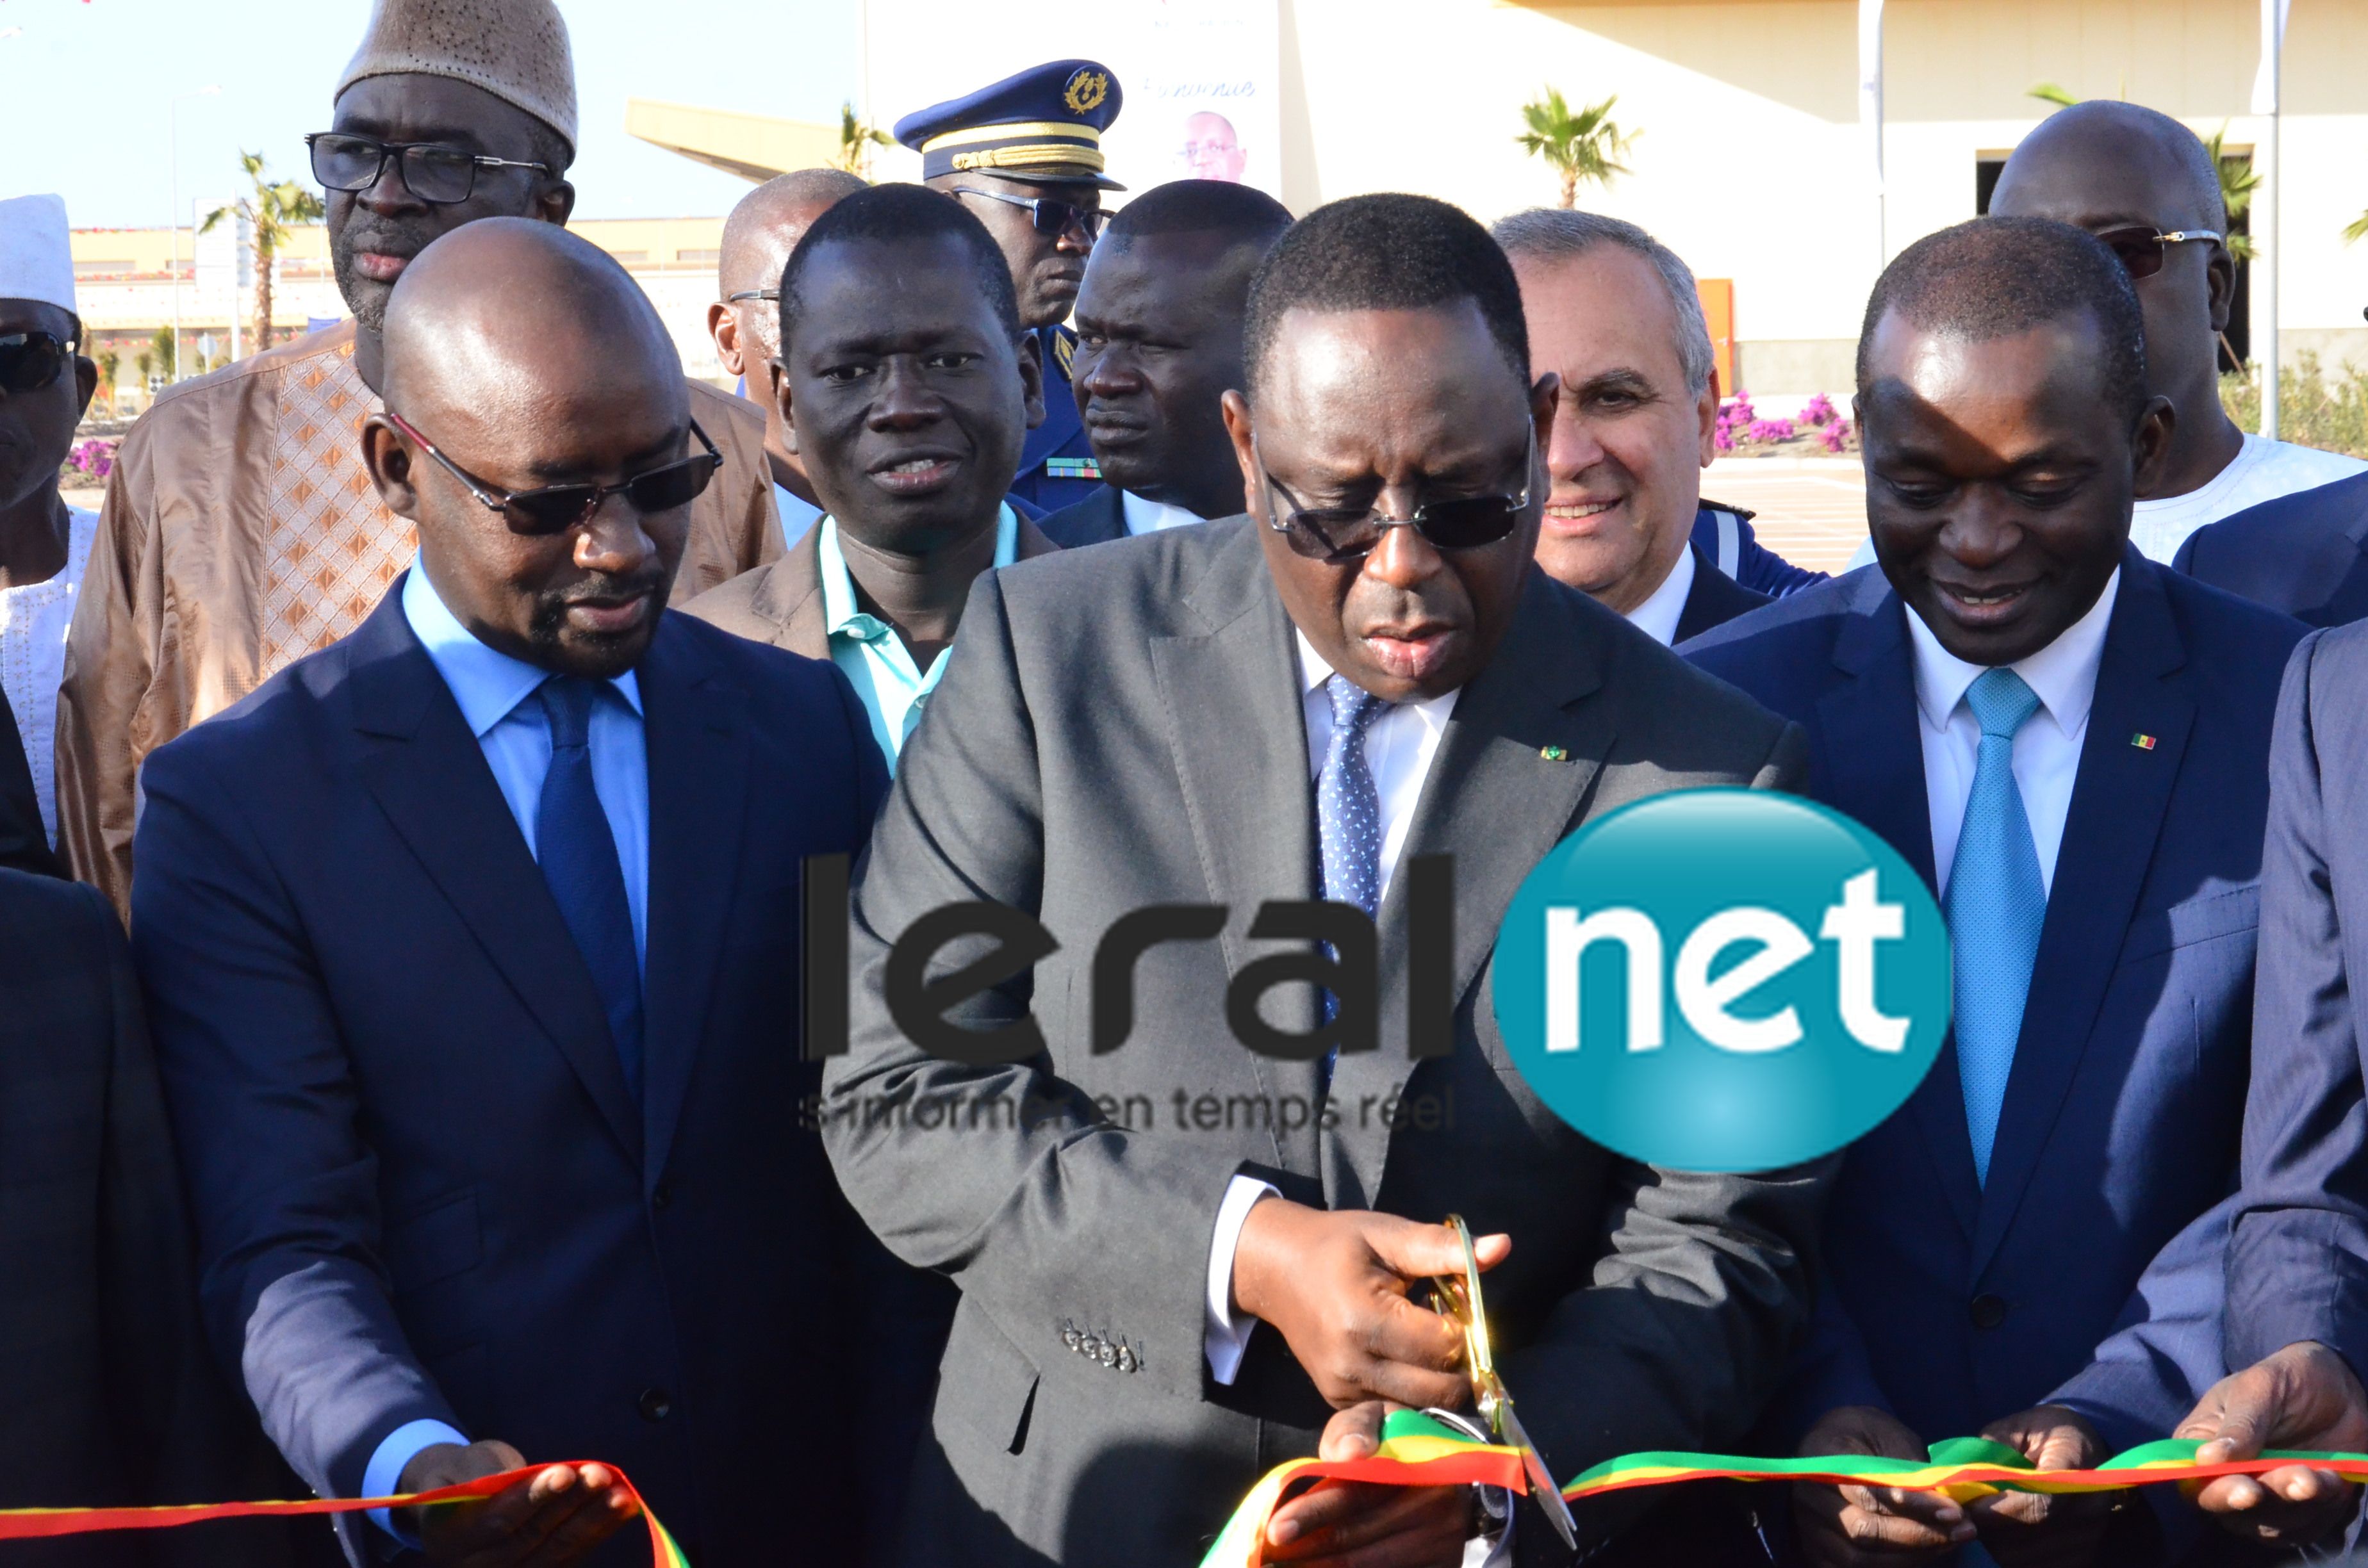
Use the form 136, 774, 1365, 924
1199, 1413, 2368, 1568
0, 1466, 688, 1567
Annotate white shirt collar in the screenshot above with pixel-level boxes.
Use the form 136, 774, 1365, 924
1905, 568, 2119, 738
1622, 543, 1698, 648
1121, 489, 1206, 537
1292, 628, 1459, 725
400, 560, 642, 738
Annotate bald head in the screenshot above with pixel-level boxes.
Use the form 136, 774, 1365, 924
1993, 101, 2224, 234
373, 217, 696, 680
719, 169, 866, 363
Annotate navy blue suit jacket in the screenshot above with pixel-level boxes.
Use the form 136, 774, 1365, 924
131, 589, 941, 1566
1684, 551, 2304, 1452
2173, 471, 2368, 628
1008, 326, 1099, 514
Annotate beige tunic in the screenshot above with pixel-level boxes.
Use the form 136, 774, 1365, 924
57, 320, 782, 916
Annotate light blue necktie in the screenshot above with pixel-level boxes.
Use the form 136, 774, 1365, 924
536, 676, 645, 1102
1946, 667, 2046, 1186
1315, 674, 1385, 1084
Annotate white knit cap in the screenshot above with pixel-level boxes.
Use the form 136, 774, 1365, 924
334, 0, 578, 156
0, 194, 76, 316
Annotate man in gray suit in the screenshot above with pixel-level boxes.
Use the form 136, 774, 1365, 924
825, 193, 1829, 1567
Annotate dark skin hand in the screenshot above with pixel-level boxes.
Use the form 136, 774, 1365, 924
0, 297, 96, 589
1263, 1403, 1477, 1568
1989, 101, 2242, 501
707, 170, 862, 500
2179, 1340, 2368, 1548
1222, 298, 1558, 705
397, 1441, 636, 1567
1964, 1406, 2116, 1568
1793, 1405, 1975, 1566
925, 171, 1099, 330
1231, 1198, 1511, 1411
1859, 309, 2173, 667
1070, 228, 1265, 519
326, 73, 575, 391
777, 232, 1043, 670
360, 218, 690, 683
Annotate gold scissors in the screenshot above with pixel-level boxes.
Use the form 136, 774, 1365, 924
1429, 1214, 1579, 1551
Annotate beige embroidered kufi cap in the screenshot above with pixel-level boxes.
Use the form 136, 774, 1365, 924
334, 0, 578, 156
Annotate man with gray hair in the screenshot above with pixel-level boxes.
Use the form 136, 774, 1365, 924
707, 168, 866, 548
1493, 208, 1818, 641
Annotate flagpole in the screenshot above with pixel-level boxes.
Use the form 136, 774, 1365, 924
2253, 0, 2287, 441
1858, 0, 1885, 272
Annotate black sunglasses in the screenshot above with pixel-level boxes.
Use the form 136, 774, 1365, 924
0, 331, 75, 396
306, 131, 552, 206
1255, 427, 1537, 562
384, 411, 723, 535
2093, 225, 2223, 281
950, 186, 1109, 241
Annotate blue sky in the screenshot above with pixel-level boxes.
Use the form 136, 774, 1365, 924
5, 0, 863, 227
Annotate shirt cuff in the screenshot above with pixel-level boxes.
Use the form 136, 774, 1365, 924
1205, 1175, 1281, 1385
363, 1418, 469, 1545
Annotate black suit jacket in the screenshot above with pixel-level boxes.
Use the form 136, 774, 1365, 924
2173, 470, 2368, 628
0, 682, 58, 877
1673, 541, 1773, 643
133, 590, 944, 1567
1, 870, 327, 1567
1037, 484, 1128, 548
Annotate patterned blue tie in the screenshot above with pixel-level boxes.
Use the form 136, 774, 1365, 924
536, 676, 645, 1101
1946, 667, 2046, 1186
1316, 674, 1385, 1081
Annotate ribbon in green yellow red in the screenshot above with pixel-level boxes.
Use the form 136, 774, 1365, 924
1197, 1414, 2368, 1568
0, 1466, 687, 1567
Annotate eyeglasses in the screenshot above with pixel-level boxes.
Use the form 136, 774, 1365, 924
0, 331, 75, 395
724, 289, 779, 304
950, 186, 1108, 241
384, 411, 723, 535
306, 132, 551, 206
1255, 427, 1536, 562
2093, 225, 2223, 281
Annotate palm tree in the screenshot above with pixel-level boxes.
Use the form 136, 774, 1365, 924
2027, 82, 2080, 108
1517, 88, 1636, 209
202, 151, 325, 359
835, 102, 891, 180
2202, 126, 2260, 262
2344, 210, 2368, 246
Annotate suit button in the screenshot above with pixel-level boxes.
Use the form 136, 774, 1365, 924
1099, 1341, 1117, 1368
1116, 1346, 1137, 1373
1969, 1294, 2008, 1330
651, 1182, 673, 1210
638, 1387, 673, 1421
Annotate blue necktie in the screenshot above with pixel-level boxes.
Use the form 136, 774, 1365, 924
1316, 675, 1385, 1084
536, 676, 644, 1101
1946, 667, 2046, 1186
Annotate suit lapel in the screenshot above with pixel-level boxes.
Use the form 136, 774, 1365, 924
750, 530, 829, 660
1973, 557, 2192, 1272
1821, 580, 1981, 1237
1329, 573, 1611, 1208
350, 591, 643, 1164
1149, 528, 1324, 1173
637, 619, 750, 1184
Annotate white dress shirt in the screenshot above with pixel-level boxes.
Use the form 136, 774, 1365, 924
1907, 569, 2119, 899
0, 505, 97, 842
1622, 541, 1697, 648
1121, 489, 1205, 537
1203, 633, 1462, 1385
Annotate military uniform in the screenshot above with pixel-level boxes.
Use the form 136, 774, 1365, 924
895, 60, 1124, 513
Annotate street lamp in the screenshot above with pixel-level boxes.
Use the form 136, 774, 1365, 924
169, 84, 222, 384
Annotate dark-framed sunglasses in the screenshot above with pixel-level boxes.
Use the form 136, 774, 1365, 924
950, 186, 1109, 241
2093, 225, 2223, 281
0, 331, 76, 395
306, 131, 552, 206
1256, 427, 1538, 563
383, 411, 723, 535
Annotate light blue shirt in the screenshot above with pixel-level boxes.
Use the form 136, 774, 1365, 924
363, 564, 654, 1537
818, 503, 1017, 770
773, 480, 823, 550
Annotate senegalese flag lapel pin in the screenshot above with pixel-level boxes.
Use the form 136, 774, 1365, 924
2132, 732, 2158, 751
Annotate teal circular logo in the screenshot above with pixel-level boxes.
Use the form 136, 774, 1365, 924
1492, 788, 1950, 1172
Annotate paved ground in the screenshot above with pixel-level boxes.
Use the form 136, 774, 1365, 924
1702, 457, 1869, 576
